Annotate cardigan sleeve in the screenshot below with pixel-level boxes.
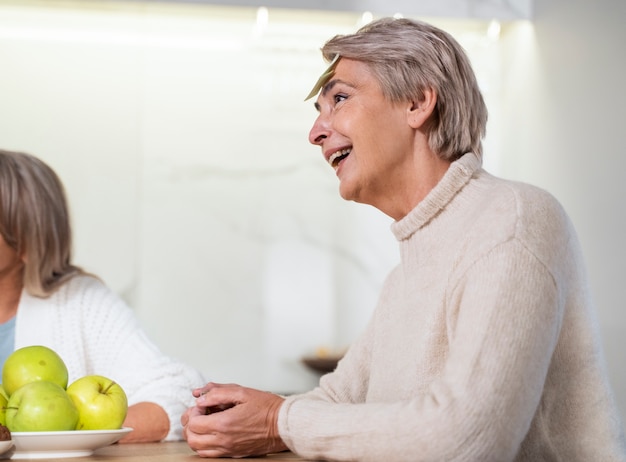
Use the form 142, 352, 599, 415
16, 275, 206, 441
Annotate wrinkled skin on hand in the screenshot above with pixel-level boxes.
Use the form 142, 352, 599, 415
181, 382, 288, 458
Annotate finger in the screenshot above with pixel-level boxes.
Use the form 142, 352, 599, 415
192, 382, 219, 397
185, 418, 225, 454
195, 386, 241, 408
194, 448, 228, 458
186, 406, 229, 436
182, 406, 207, 442
181, 406, 193, 427
192, 381, 241, 398
189, 405, 209, 419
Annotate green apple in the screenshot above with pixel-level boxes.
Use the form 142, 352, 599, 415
66, 375, 128, 430
2, 345, 69, 396
5, 380, 79, 431
0, 389, 6, 426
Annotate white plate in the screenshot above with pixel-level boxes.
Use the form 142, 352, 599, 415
0, 440, 14, 456
8, 428, 133, 459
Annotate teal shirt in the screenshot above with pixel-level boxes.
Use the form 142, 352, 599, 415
0, 316, 16, 372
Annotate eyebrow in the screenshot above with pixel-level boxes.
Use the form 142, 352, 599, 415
313, 79, 352, 111
321, 79, 341, 97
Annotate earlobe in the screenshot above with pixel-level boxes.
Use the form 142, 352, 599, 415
408, 88, 437, 129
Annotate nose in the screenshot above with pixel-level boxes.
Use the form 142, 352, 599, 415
308, 114, 329, 146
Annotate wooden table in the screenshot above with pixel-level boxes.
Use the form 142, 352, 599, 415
41, 441, 306, 461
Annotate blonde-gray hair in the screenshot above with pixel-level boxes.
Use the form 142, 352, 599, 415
0, 149, 85, 297
321, 17, 488, 160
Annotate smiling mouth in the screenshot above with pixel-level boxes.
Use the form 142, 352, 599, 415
328, 148, 351, 169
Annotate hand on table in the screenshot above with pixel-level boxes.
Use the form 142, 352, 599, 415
182, 382, 287, 458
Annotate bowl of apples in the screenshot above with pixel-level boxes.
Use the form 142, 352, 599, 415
1, 345, 132, 459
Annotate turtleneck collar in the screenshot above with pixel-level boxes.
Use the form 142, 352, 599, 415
391, 153, 482, 241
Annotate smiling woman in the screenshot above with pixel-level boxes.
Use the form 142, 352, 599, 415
179, 17, 626, 461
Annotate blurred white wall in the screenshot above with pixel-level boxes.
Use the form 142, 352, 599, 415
497, 0, 626, 422
153, 0, 533, 20
0, 0, 624, 424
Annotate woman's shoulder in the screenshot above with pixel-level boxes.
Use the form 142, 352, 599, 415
19, 274, 105, 308
55, 273, 111, 298
500, 177, 571, 234
472, 172, 578, 264
474, 171, 569, 226
51, 274, 131, 314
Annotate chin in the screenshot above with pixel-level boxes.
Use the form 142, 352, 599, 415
337, 175, 365, 203
339, 189, 365, 206
337, 184, 354, 202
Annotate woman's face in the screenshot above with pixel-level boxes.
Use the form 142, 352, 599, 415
308, 58, 416, 215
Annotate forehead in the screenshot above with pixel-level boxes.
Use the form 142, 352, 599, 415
322, 59, 380, 95
312, 60, 383, 111
307, 56, 381, 103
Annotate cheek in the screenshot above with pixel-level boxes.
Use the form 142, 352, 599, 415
330, 111, 351, 137
363, 123, 412, 167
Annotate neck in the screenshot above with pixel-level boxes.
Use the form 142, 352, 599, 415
0, 265, 24, 323
380, 149, 452, 221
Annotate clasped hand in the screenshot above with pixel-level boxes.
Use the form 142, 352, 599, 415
182, 382, 287, 458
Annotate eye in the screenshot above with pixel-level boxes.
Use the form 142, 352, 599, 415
333, 93, 347, 105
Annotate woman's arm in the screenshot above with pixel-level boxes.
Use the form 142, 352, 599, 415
65, 276, 206, 441
278, 242, 562, 461
119, 402, 170, 443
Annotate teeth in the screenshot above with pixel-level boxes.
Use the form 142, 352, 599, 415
329, 148, 351, 166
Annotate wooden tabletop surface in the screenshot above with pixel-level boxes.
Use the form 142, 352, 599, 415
2, 441, 307, 461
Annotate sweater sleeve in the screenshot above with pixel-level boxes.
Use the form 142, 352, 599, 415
278, 240, 562, 461
276, 265, 400, 409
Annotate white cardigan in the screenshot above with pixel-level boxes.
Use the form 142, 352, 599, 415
15, 275, 205, 441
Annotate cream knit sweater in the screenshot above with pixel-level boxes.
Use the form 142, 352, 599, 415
278, 153, 626, 461
15, 275, 205, 441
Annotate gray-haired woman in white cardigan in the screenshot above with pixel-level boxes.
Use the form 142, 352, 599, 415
0, 149, 205, 443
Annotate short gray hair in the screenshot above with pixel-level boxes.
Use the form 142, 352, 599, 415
321, 17, 488, 160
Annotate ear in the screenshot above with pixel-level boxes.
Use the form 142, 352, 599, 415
407, 88, 437, 129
